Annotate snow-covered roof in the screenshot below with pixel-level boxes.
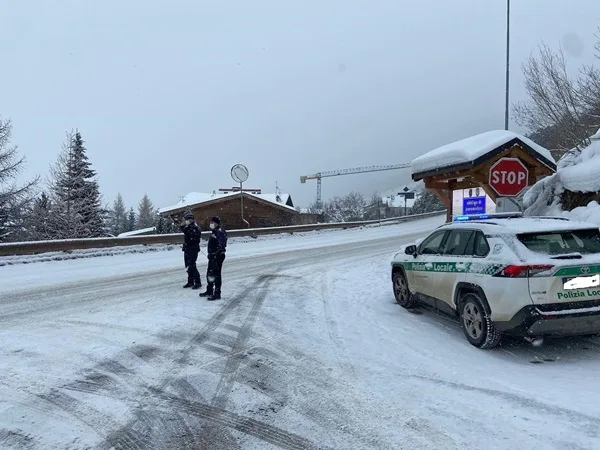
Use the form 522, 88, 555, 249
158, 191, 295, 214
411, 130, 556, 177
117, 227, 156, 237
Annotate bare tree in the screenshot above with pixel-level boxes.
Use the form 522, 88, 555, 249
323, 192, 366, 222
514, 36, 600, 153
0, 118, 38, 241
513, 43, 593, 152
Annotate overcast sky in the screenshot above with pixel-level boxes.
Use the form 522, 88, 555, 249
2, 0, 599, 209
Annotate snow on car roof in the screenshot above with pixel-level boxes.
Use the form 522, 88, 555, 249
444, 217, 598, 234
411, 130, 555, 176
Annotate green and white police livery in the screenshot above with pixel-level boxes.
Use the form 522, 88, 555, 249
391, 213, 600, 349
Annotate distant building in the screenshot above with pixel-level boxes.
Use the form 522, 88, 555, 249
158, 188, 320, 229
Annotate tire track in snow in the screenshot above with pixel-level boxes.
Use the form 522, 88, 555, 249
320, 270, 357, 379
410, 374, 600, 437
98, 272, 325, 450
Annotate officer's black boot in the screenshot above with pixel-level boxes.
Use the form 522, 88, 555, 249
183, 282, 193, 288
192, 277, 202, 290
199, 285, 213, 297
207, 289, 221, 301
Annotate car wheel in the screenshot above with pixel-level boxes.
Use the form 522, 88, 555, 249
459, 293, 502, 349
393, 270, 415, 308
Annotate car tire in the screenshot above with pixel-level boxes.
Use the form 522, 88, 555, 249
393, 270, 415, 309
459, 292, 502, 349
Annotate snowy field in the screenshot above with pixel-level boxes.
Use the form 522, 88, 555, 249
1, 214, 600, 449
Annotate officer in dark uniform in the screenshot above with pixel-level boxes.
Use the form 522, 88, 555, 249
199, 216, 227, 300
177, 211, 202, 289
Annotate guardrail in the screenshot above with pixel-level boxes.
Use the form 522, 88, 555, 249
0, 210, 446, 257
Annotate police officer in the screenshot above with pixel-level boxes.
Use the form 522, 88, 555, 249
178, 211, 202, 289
199, 216, 227, 300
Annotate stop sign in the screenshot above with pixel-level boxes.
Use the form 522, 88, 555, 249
489, 157, 529, 197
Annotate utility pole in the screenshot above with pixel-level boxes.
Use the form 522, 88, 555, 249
504, 0, 510, 130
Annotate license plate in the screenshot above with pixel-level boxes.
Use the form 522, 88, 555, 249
563, 275, 600, 290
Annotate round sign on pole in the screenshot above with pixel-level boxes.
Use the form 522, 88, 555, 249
488, 157, 529, 197
231, 164, 249, 183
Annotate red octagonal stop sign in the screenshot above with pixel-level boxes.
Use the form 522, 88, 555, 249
489, 157, 529, 197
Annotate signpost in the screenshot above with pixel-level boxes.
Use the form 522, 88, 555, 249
231, 164, 250, 227
489, 157, 529, 197
397, 187, 414, 216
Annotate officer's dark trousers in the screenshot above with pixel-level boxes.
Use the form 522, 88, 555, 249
184, 251, 201, 285
207, 253, 226, 293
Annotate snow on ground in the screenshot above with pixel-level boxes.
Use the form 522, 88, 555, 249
0, 216, 445, 292
1, 214, 600, 449
411, 130, 555, 175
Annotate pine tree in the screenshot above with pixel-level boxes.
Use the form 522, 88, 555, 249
411, 189, 445, 214
49, 131, 105, 238
0, 118, 38, 242
137, 194, 155, 229
126, 207, 137, 232
26, 192, 52, 240
110, 193, 127, 236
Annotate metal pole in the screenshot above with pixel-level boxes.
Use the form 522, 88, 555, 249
504, 0, 510, 130
240, 181, 244, 226
404, 195, 407, 217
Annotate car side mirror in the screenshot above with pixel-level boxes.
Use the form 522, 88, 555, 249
405, 245, 417, 257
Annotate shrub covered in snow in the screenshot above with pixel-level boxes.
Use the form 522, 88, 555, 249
524, 128, 600, 221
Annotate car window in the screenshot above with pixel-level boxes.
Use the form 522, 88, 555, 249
419, 231, 447, 255
441, 230, 474, 256
517, 229, 600, 255
469, 231, 490, 257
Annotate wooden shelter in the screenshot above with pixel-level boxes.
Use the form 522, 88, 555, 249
411, 131, 557, 222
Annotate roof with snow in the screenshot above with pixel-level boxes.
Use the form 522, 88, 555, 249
158, 191, 296, 215
411, 130, 556, 180
117, 227, 156, 237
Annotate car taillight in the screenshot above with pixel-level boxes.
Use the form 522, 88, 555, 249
494, 264, 554, 278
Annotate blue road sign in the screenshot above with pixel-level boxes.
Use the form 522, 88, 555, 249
463, 197, 486, 215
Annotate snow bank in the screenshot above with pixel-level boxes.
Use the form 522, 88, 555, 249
411, 130, 554, 175
524, 128, 600, 223
556, 135, 600, 193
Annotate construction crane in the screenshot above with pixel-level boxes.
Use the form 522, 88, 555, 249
300, 163, 411, 205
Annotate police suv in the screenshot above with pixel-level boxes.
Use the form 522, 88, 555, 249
391, 213, 600, 349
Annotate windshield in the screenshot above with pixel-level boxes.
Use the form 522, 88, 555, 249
517, 229, 600, 255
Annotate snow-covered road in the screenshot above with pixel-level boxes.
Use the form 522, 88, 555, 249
1, 215, 600, 449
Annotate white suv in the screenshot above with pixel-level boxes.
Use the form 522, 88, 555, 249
391, 213, 600, 349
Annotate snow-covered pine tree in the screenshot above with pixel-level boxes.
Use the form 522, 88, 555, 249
24, 192, 53, 241
0, 118, 38, 242
126, 207, 137, 232
110, 193, 127, 236
411, 189, 445, 214
137, 194, 155, 229
49, 131, 105, 238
